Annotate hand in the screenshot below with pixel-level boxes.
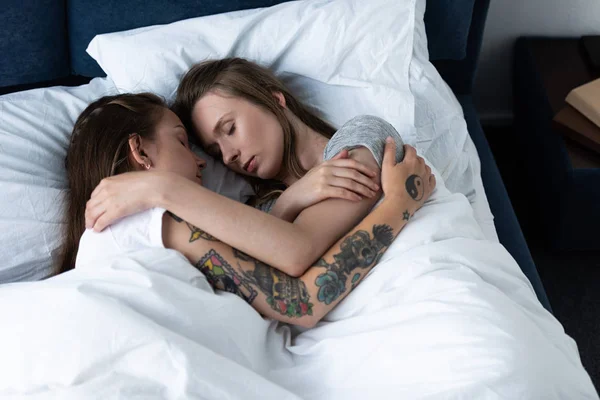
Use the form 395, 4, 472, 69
85, 171, 170, 232
381, 137, 435, 214
273, 149, 380, 219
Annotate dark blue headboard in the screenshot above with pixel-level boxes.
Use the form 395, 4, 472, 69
1, 0, 488, 95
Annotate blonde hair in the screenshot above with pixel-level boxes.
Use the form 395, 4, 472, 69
172, 57, 336, 205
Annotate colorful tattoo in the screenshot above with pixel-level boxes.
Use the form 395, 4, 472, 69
196, 250, 257, 303
314, 224, 393, 305
403, 210, 411, 221
187, 224, 218, 242
233, 249, 313, 317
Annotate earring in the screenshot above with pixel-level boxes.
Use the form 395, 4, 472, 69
144, 163, 151, 170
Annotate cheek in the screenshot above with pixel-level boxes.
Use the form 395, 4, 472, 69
161, 149, 196, 178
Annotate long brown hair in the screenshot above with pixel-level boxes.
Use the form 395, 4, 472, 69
57, 93, 166, 274
172, 57, 336, 204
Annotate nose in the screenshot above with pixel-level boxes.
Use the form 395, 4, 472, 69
222, 146, 240, 165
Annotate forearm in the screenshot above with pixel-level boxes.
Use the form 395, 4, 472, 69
165, 195, 410, 328
297, 198, 408, 326
157, 174, 312, 272
268, 191, 301, 222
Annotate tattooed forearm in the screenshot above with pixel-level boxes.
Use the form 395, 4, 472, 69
187, 225, 219, 242
195, 247, 314, 318
167, 211, 219, 242
314, 224, 393, 305
196, 250, 257, 303
233, 249, 313, 317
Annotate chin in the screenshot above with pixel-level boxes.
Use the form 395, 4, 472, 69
257, 162, 280, 180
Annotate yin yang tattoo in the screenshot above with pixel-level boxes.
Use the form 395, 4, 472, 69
405, 174, 424, 201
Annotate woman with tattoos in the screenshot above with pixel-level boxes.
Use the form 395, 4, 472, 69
62, 93, 435, 327
86, 58, 427, 279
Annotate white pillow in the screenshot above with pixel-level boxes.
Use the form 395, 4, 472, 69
409, 0, 498, 241
0, 78, 252, 283
87, 0, 417, 135
0, 78, 117, 282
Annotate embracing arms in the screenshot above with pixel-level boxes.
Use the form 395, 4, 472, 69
162, 139, 435, 327
163, 199, 403, 328
86, 142, 431, 277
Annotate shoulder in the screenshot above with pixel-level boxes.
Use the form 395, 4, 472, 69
323, 115, 405, 167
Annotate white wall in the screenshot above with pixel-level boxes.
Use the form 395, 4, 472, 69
474, 0, 600, 123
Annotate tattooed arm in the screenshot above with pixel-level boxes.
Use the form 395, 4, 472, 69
162, 138, 436, 328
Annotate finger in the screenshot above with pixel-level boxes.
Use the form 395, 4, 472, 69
90, 179, 108, 199
90, 208, 107, 232
383, 137, 397, 168
332, 168, 380, 191
92, 205, 121, 232
331, 149, 350, 160
403, 145, 417, 161
85, 196, 104, 214
93, 212, 111, 232
328, 187, 363, 202
85, 200, 106, 229
329, 177, 377, 198
325, 159, 378, 178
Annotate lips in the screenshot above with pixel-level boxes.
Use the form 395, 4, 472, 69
243, 156, 257, 173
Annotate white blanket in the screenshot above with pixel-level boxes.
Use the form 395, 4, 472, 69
0, 184, 596, 399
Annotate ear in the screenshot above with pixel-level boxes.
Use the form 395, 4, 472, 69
128, 134, 152, 169
272, 91, 287, 108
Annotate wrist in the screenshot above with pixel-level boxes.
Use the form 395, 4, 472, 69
270, 190, 297, 221
153, 172, 180, 209
382, 193, 418, 215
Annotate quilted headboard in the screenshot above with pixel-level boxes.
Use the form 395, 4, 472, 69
1, 0, 488, 94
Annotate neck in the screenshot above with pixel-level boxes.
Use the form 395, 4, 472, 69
281, 111, 328, 186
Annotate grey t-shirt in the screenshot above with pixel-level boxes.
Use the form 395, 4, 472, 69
256, 115, 405, 213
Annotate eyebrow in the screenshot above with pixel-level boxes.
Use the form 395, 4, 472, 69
213, 114, 230, 134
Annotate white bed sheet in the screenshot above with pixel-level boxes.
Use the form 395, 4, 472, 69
0, 172, 596, 399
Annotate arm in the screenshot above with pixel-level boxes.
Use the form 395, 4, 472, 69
86, 145, 416, 277
159, 147, 391, 275
164, 194, 404, 329
163, 138, 435, 328
157, 147, 382, 276
268, 150, 378, 222
87, 154, 378, 277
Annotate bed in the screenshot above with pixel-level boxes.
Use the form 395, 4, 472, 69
1, 0, 597, 398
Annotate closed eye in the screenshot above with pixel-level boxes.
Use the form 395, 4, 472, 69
227, 123, 236, 136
